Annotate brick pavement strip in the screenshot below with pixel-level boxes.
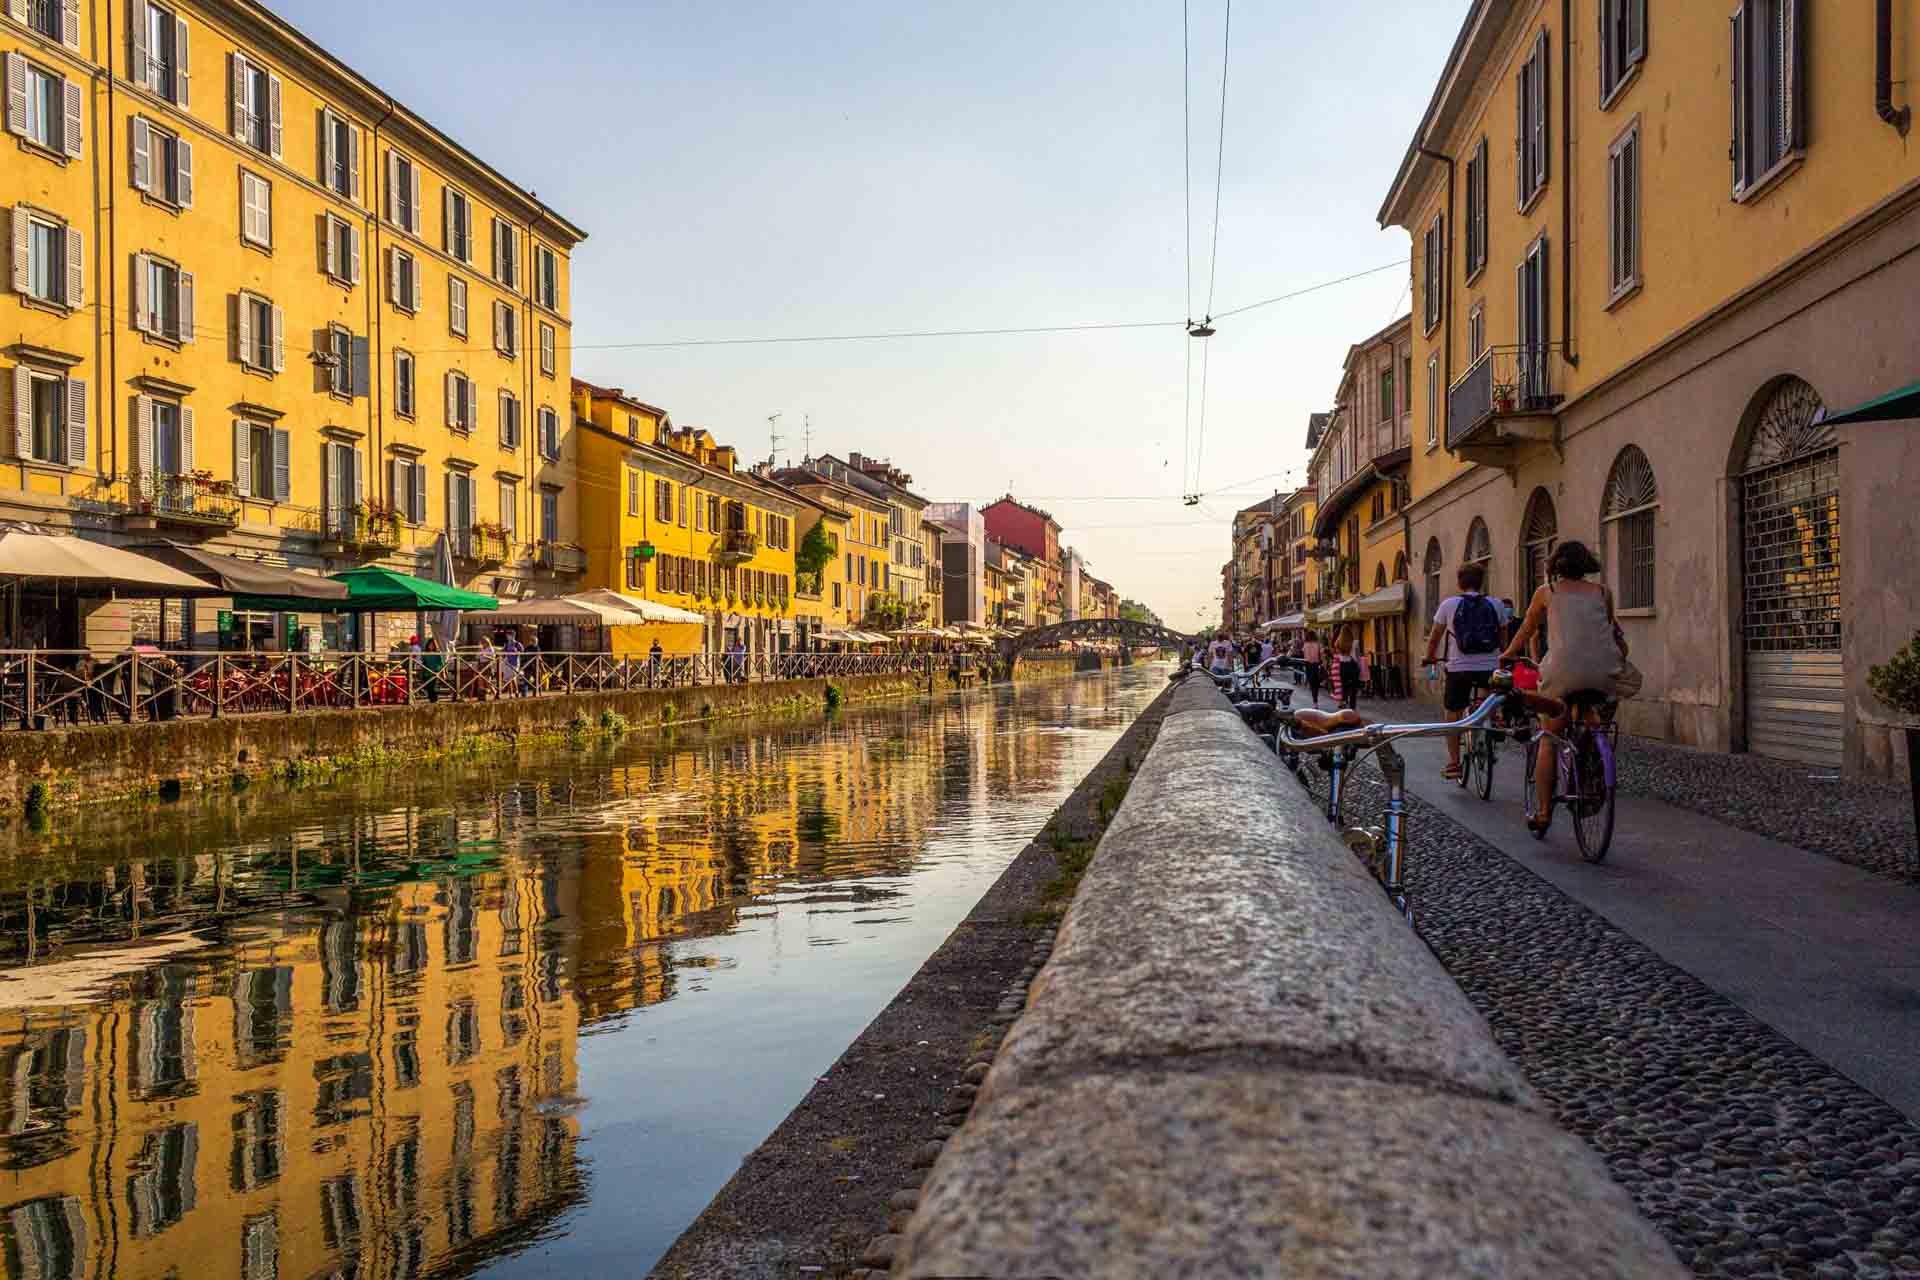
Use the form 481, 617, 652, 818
1309, 747, 1920, 1279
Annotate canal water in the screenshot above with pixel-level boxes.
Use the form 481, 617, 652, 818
0, 665, 1164, 1280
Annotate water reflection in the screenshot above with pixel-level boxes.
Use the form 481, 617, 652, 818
0, 668, 1161, 1279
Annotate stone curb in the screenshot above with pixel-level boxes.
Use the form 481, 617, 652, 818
889, 678, 1686, 1278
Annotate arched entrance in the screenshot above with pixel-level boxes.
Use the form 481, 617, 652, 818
1520, 488, 1558, 602
1738, 377, 1842, 767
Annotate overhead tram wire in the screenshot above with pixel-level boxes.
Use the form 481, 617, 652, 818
1180, 0, 1195, 500
1184, 0, 1232, 502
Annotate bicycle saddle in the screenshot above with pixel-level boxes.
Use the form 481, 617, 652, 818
1289, 708, 1367, 737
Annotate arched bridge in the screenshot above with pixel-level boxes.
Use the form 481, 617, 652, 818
996, 618, 1194, 665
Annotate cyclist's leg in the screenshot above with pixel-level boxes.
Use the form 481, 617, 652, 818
1440, 670, 1472, 773
1532, 714, 1564, 825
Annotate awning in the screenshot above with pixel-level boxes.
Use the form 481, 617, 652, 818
1822, 380, 1920, 426
129, 541, 351, 600
465, 596, 652, 627
235, 566, 497, 613
1352, 582, 1411, 619
572, 589, 706, 625
1264, 612, 1307, 631
0, 527, 223, 596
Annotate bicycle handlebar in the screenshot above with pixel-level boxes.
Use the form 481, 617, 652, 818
1279, 673, 1514, 754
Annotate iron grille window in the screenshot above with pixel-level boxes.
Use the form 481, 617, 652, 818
1603, 444, 1659, 609
1615, 509, 1656, 609
1741, 453, 1840, 653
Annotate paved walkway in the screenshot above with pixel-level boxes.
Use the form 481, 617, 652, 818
1368, 720, 1920, 1124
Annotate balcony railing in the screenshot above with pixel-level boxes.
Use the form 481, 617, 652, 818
1447, 343, 1564, 451
718, 529, 760, 565
452, 526, 513, 565
110, 473, 243, 529
535, 542, 588, 574
319, 506, 403, 553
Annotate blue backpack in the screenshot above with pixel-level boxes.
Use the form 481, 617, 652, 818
1453, 594, 1502, 656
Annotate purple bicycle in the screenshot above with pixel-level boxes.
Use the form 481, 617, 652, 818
1520, 689, 1620, 863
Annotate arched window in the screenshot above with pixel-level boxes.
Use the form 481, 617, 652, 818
1602, 445, 1658, 609
1464, 518, 1492, 578
1373, 562, 1388, 590
1520, 488, 1558, 600
1423, 538, 1443, 624
1392, 551, 1408, 582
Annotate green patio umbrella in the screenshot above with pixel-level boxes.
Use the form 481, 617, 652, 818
1821, 379, 1920, 427
234, 566, 498, 613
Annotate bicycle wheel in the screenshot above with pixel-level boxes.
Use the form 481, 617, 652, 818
1455, 734, 1474, 790
1522, 736, 1547, 837
1570, 733, 1616, 863
1473, 729, 1495, 801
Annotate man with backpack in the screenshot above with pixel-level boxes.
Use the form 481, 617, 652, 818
1422, 564, 1513, 780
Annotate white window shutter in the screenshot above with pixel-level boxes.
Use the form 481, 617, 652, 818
386, 247, 397, 304
385, 148, 397, 223
322, 214, 336, 276
348, 223, 361, 284
442, 186, 452, 254
409, 163, 421, 236
233, 420, 251, 496
130, 251, 149, 329
61, 0, 79, 49
180, 405, 194, 470
347, 124, 361, 203
228, 52, 245, 141
323, 441, 340, 520
133, 394, 153, 478
129, 0, 149, 89
387, 457, 401, 514
267, 73, 282, 158
64, 225, 81, 308
177, 269, 193, 342
9, 365, 28, 458
270, 304, 284, 372
352, 447, 364, 509
445, 370, 457, 427
411, 463, 427, 524
64, 376, 86, 466
234, 291, 252, 363
10, 206, 27, 294
62, 78, 82, 158
321, 108, 336, 188
131, 117, 152, 193
173, 18, 189, 107
3, 53, 23, 138
3, 0, 23, 24
176, 137, 192, 207
445, 471, 454, 531
272, 426, 290, 500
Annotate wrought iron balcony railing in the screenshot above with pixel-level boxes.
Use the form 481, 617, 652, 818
452, 526, 513, 565
112, 473, 242, 528
535, 542, 588, 574
719, 529, 760, 564
1447, 343, 1565, 451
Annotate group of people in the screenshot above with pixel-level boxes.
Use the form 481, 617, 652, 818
1192, 626, 1383, 711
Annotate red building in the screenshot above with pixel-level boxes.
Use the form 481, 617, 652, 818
982, 497, 1064, 625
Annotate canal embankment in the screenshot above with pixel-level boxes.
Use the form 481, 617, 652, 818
1, 670, 928, 812
887, 678, 1683, 1278
649, 675, 1175, 1280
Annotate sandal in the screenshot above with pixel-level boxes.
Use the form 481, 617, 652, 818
1441, 763, 1462, 780
1527, 816, 1551, 840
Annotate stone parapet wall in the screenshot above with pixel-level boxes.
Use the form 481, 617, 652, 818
1, 672, 924, 811
892, 677, 1684, 1277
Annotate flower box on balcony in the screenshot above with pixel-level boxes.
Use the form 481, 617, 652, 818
719, 529, 759, 565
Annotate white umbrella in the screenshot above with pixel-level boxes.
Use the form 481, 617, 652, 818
573, 588, 706, 625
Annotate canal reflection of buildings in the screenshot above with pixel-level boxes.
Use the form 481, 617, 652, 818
0, 685, 1099, 1277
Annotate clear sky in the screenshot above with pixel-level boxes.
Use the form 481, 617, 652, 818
273, 0, 1465, 632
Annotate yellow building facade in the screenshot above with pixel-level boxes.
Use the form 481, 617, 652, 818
2, 0, 585, 652
572, 382, 800, 656
769, 464, 892, 636
1380, 0, 1920, 771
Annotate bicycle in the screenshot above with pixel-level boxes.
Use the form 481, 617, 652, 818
1517, 687, 1620, 863
1276, 672, 1515, 926
1453, 680, 1499, 802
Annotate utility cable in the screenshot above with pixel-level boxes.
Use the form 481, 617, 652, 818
1203, 0, 1232, 321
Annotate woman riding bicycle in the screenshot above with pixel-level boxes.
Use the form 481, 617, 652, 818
1500, 540, 1628, 836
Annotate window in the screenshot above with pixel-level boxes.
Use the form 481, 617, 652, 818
132, 0, 188, 102
1467, 302, 1486, 361
539, 322, 556, 377
320, 109, 361, 201
15, 0, 73, 44
677, 485, 687, 527
388, 247, 418, 312
387, 149, 421, 235
445, 370, 476, 433
443, 186, 472, 263
498, 480, 516, 537
14, 208, 81, 309
537, 406, 559, 460
1600, 0, 1647, 105
534, 244, 558, 309
11, 365, 86, 466
323, 325, 353, 396
1377, 368, 1394, 423
133, 252, 191, 341
6, 55, 79, 157
498, 390, 520, 449
389, 456, 428, 524
393, 349, 415, 418
322, 213, 361, 285
492, 217, 518, 287
320, 441, 362, 535
1603, 445, 1658, 609
493, 300, 517, 356
1516, 236, 1550, 403
240, 171, 271, 248
1423, 538, 1443, 624
445, 471, 475, 536
1465, 516, 1492, 576
1463, 137, 1488, 278
1731, 0, 1803, 197
137, 394, 187, 476
235, 292, 282, 373
655, 478, 671, 521
448, 275, 467, 335
1608, 120, 1641, 302
229, 53, 281, 158
540, 489, 558, 543
232, 420, 288, 500
130, 118, 192, 207
626, 469, 639, 517
1516, 30, 1550, 208
1421, 215, 1443, 332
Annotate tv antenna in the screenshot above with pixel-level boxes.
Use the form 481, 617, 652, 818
802, 414, 812, 461
767, 412, 783, 467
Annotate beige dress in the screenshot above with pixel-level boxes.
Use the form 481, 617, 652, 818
1539, 583, 1620, 698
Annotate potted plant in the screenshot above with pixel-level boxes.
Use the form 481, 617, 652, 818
1492, 382, 1517, 414
1867, 632, 1920, 860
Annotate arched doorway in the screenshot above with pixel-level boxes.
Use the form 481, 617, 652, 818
1738, 377, 1842, 767
1520, 488, 1558, 602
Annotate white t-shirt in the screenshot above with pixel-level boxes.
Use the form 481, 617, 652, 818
1207, 641, 1236, 673
1432, 593, 1513, 674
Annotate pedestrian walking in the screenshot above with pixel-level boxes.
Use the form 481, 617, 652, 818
1302, 632, 1325, 706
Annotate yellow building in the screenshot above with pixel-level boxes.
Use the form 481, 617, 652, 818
572, 381, 801, 657
769, 464, 892, 635
2, 0, 585, 652
1378, 0, 1920, 772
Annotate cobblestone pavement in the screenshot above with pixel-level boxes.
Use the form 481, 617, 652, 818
1289, 735, 1920, 1279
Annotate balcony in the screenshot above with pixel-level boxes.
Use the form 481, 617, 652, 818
535, 541, 588, 575
453, 526, 513, 566
795, 571, 823, 600
1447, 344, 1565, 464
718, 528, 759, 566
317, 505, 403, 556
113, 473, 242, 533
